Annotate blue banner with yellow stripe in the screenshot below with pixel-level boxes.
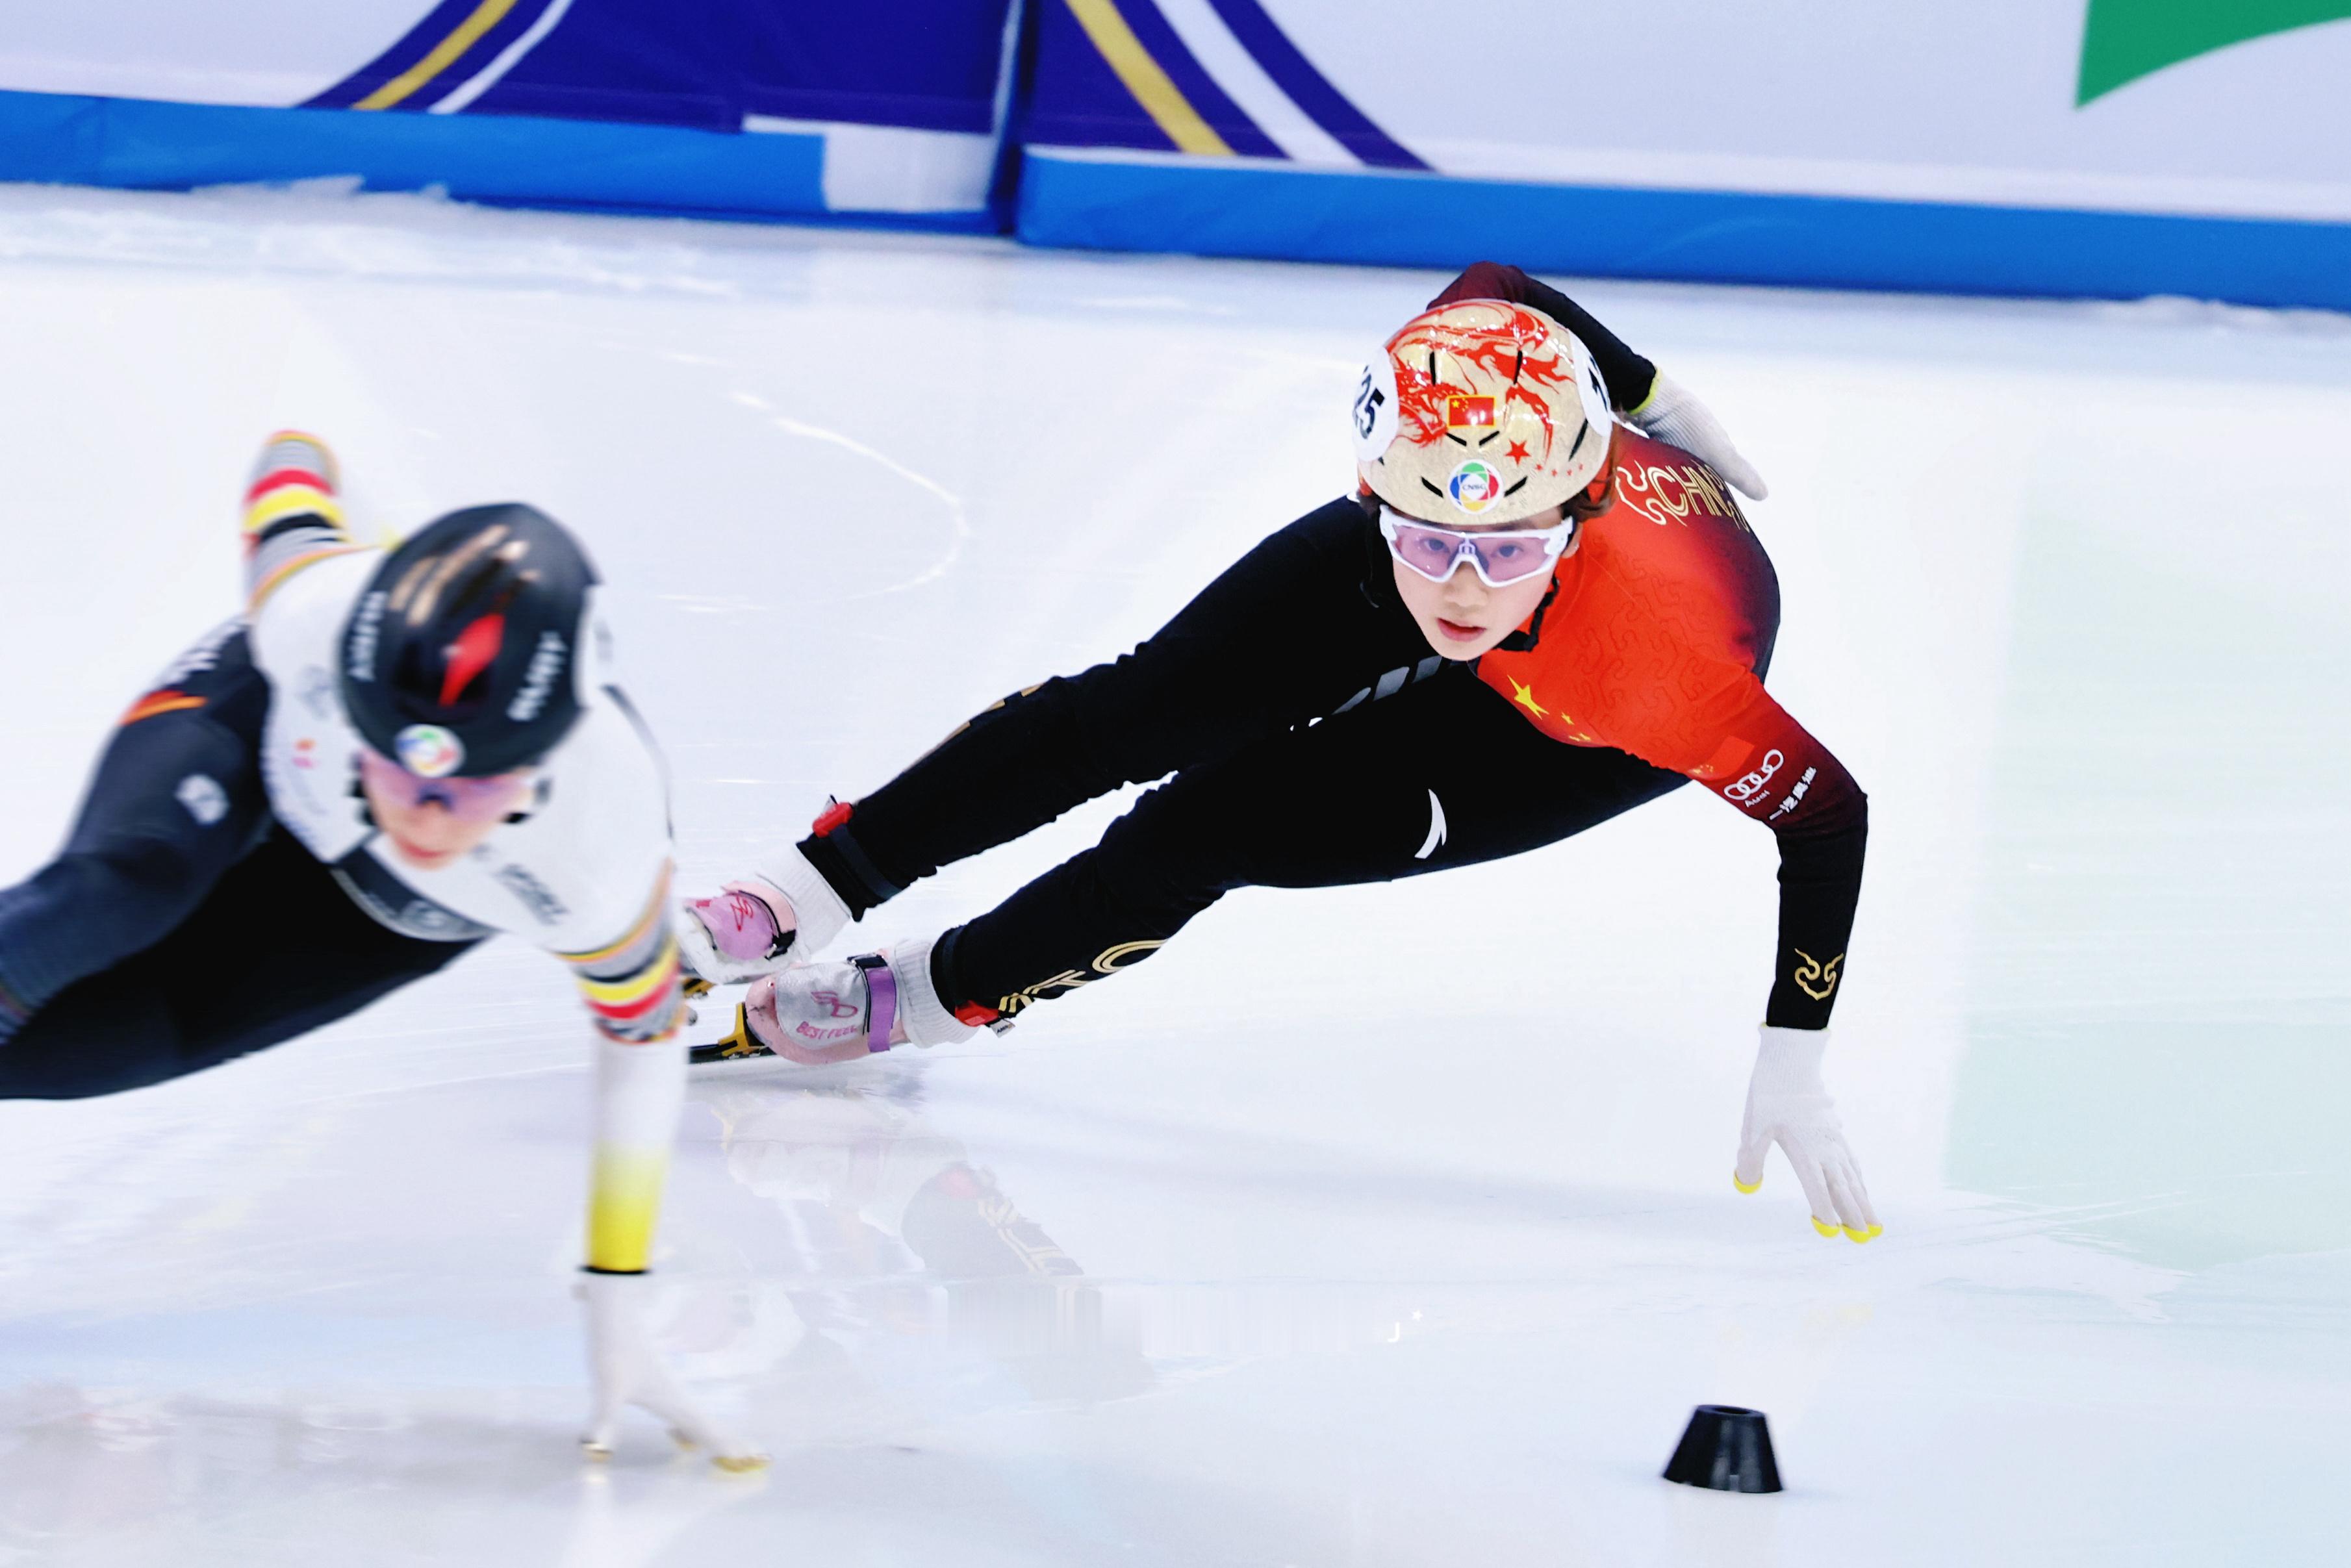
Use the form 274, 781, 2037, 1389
1015, 0, 2351, 311
0, 0, 1022, 219
1026, 0, 1419, 168
8, 0, 2351, 308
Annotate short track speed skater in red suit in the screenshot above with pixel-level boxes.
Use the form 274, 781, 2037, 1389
677, 262, 1881, 1244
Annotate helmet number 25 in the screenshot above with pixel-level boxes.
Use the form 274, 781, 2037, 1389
1354, 366, 1388, 441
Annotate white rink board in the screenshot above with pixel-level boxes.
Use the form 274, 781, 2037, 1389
0, 184, 2346, 1565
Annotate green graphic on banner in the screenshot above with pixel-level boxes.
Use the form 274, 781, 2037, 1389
2078, 0, 2351, 103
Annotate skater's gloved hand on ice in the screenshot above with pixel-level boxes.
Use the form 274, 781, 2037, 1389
1733, 1024, 1880, 1242
736, 940, 980, 1066
739, 963, 890, 1066
578, 1269, 765, 1471
1626, 372, 1768, 500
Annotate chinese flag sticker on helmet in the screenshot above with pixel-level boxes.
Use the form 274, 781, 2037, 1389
1446, 395, 1497, 431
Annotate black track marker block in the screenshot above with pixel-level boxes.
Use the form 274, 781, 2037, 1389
1662, 1404, 1783, 1493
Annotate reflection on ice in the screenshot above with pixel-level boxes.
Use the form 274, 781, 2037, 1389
678, 1074, 1152, 1413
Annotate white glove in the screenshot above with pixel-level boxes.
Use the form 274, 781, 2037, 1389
578, 1269, 766, 1471
741, 934, 980, 1065
1627, 370, 1769, 500
1733, 1025, 1880, 1242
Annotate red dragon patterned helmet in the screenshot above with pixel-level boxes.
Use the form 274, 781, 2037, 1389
1352, 299, 1615, 527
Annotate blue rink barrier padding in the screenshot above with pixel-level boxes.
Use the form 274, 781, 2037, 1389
1017, 150, 2351, 313
0, 88, 841, 221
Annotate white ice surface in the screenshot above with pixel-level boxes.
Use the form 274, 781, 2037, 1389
0, 183, 2346, 1566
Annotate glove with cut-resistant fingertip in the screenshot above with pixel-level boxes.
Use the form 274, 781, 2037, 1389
1734, 1024, 1881, 1242
579, 1269, 765, 1471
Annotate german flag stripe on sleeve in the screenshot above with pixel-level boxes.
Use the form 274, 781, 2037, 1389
243, 483, 345, 537
240, 431, 358, 610
563, 869, 683, 1043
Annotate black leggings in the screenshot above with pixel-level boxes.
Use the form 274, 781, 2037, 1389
805, 501, 1688, 1017
948, 667, 1684, 1016
0, 628, 474, 1100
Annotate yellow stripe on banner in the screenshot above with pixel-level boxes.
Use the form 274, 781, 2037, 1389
354, 0, 520, 110
1061, 0, 1235, 157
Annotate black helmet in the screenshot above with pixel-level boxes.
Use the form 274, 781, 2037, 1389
339, 503, 598, 778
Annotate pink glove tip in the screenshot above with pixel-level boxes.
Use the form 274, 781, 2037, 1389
689, 889, 782, 964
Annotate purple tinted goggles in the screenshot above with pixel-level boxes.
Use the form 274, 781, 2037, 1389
1378, 506, 1574, 588
357, 747, 532, 822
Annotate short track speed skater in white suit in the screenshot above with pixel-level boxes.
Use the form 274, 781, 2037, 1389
0, 433, 763, 1470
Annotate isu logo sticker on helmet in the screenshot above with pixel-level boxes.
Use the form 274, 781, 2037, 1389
1447, 459, 1504, 514
396, 723, 464, 779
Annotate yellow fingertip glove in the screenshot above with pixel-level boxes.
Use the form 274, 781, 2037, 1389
1733, 1172, 1762, 1195
1811, 1216, 1842, 1239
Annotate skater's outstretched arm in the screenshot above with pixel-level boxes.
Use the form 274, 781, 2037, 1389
1, 435, 342, 1044
563, 870, 764, 1469
1639, 670, 1879, 1241
565, 869, 690, 1285
1676, 681, 1868, 1032
242, 431, 368, 609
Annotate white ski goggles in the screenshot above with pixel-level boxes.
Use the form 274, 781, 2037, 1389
1378, 505, 1574, 588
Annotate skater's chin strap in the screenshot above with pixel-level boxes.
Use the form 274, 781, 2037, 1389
1356, 494, 1395, 611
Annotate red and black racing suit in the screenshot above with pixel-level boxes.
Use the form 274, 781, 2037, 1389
798, 265, 1867, 1031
